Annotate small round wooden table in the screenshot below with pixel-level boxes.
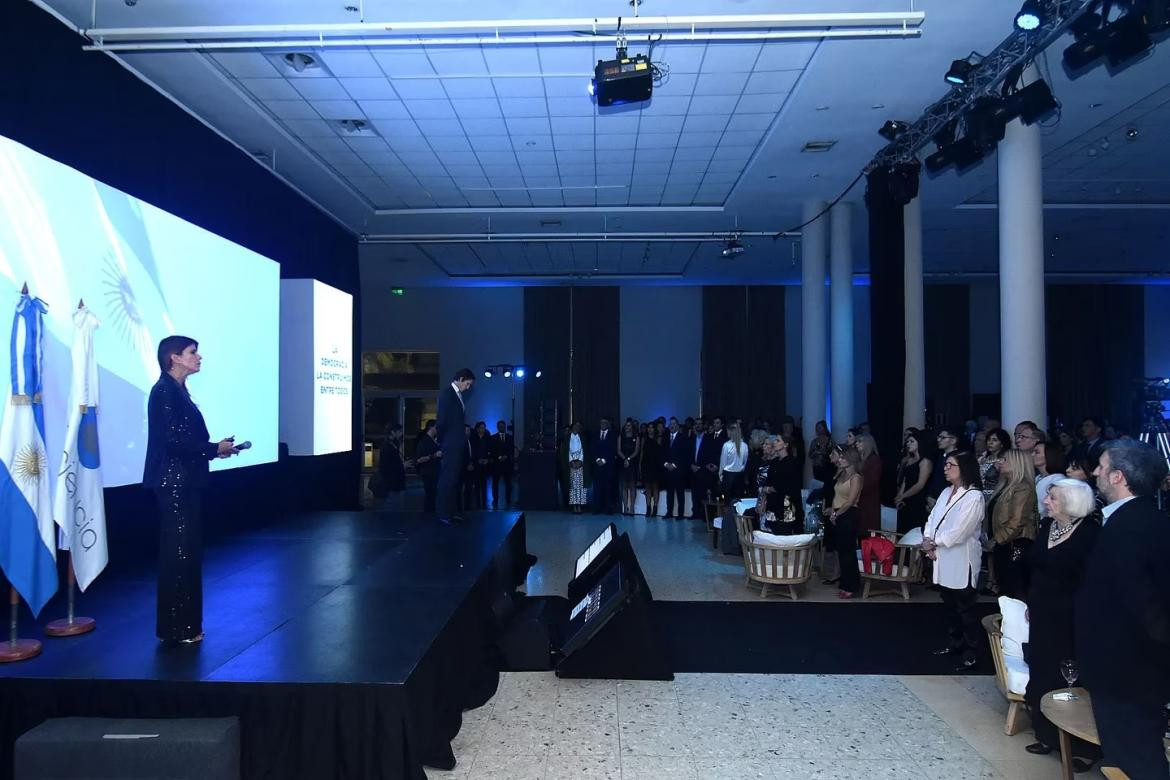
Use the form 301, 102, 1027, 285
1040, 688, 1099, 780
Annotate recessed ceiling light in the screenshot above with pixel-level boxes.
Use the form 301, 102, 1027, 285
525, 140, 537, 147
802, 140, 837, 153
767, 174, 777, 179
871, 103, 885, 109
815, 105, 830, 111
1089, 102, 1103, 108
343, 4, 359, 11
1126, 127, 1139, 139
281, 52, 318, 73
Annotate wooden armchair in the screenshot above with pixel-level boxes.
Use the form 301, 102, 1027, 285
859, 530, 924, 601
734, 514, 818, 601
982, 613, 1029, 736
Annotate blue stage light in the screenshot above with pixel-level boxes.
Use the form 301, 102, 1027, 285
535, 370, 542, 378
516, 368, 525, 378
484, 369, 492, 378
1015, 1, 1042, 31
504, 369, 511, 378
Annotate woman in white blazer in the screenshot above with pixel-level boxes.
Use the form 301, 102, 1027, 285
923, 450, 986, 671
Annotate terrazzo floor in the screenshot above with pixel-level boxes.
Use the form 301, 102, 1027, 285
426, 672, 1063, 780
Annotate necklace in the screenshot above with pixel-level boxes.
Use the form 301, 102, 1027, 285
1049, 518, 1081, 545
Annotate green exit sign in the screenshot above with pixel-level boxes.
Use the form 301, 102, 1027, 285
391, 288, 405, 296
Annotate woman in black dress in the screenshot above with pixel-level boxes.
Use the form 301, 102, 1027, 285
895, 430, 933, 534
763, 434, 805, 534
618, 421, 641, 515
640, 427, 662, 517
1023, 478, 1101, 771
143, 336, 238, 644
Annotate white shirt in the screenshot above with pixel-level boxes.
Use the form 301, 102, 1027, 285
450, 381, 465, 410
1035, 473, 1063, 517
1101, 495, 1136, 525
719, 440, 749, 477
923, 486, 985, 589
569, 433, 583, 461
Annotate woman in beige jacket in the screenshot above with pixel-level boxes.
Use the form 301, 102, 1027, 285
988, 449, 1039, 598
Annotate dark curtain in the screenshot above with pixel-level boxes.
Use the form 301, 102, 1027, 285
865, 169, 907, 472
924, 284, 971, 427
700, 286, 786, 423
523, 287, 571, 441
1045, 285, 1144, 432
570, 286, 621, 428
522, 286, 620, 435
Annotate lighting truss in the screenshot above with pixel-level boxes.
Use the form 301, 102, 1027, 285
868, 0, 1097, 171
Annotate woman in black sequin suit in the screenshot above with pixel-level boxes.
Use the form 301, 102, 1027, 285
143, 336, 238, 644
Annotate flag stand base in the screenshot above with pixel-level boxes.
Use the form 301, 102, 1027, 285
0, 638, 42, 663
45, 616, 95, 637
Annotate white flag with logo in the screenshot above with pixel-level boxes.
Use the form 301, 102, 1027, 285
53, 305, 107, 591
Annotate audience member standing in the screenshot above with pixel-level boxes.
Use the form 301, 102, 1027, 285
979, 428, 1011, 500
470, 421, 491, 509
1014, 424, 1044, 454
663, 417, 690, 519
974, 417, 1001, 459
895, 430, 933, 534
1024, 479, 1101, 770
827, 445, 863, 599
768, 434, 805, 534
691, 417, 720, 517
927, 427, 960, 509
780, 416, 805, 471
435, 368, 474, 526
923, 451, 985, 671
561, 422, 589, 514
415, 420, 442, 512
618, 420, 641, 515
1070, 417, 1106, 466
641, 426, 663, 517
377, 423, 409, 511
808, 420, 834, 485
855, 434, 882, 535
709, 416, 727, 449
988, 449, 1039, 599
1076, 441, 1170, 778
718, 422, 750, 500
487, 420, 514, 509
591, 417, 617, 514
1033, 442, 1065, 518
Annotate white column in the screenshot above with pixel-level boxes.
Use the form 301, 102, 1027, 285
998, 68, 1047, 429
801, 200, 828, 486
903, 194, 926, 431
829, 202, 854, 437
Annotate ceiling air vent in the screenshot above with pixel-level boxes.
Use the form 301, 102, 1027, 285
802, 140, 837, 153
279, 52, 319, 73
332, 119, 378, 137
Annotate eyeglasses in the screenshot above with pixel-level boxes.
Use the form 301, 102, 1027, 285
943, 462, 958, 469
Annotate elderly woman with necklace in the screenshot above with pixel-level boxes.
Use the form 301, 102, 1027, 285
1022, 478, 1101, 770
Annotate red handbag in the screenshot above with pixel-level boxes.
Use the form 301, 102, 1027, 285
860, 536, 896, 575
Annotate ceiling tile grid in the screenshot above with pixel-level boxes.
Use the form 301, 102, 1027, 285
208, 34, 813, 210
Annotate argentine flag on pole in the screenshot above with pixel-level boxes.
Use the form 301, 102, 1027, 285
0, 291, 57, 616
54, 305, 107, 591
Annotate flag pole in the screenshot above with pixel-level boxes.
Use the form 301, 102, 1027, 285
0, 585, 42, 662
45, 554, 96, 637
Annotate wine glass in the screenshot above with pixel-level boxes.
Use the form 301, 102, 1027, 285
1055, 659, 1080, 701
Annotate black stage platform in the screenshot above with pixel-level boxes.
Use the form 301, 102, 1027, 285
0, 510, 528, 780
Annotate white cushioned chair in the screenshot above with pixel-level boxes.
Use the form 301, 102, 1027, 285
983, 608, 1030, 736
734, 514, 818, 600
857, 529, 925, 601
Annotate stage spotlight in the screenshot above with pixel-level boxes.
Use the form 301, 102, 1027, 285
1104, 12, 1153, 67
878, 119, 910, 140
1015, 0, 1043, 31
516, 368, 525, 378
484, 369, 493, 378
535, 370, 542, 378
503, 369, 512, 378
945, 58, 975, 85
1002, 78, 1059, 124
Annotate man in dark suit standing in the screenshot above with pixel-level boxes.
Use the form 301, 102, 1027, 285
1071, 416, 1107, 466
663, 416, 691, 519
691, 417, 721, 517
709, 416, 727, 448
1076, 440, 1170, 778
592, 416, 617, 514
488, 420, 514, 508
436, 368, 475, 526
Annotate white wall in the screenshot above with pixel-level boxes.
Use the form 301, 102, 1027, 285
362, 287, 525, 439
619, 286, 701, 420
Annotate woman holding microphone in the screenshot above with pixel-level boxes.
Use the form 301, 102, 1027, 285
143, 336, 240, 645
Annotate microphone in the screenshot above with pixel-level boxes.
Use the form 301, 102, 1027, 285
234, 441, 252, 451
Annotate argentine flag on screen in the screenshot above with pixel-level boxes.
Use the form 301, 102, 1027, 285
0, 292, 57, 616
54, 305, 107, 591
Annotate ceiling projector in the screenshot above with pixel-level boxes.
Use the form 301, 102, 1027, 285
720, 238, 746, 258
592, 52, 653, 107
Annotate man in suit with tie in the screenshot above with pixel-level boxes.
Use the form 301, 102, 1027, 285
1076, 440, 1170, 778
663, 416, 691, 519
709, 416, 727, 448
436, 368, 475, 526
1071, 416, 1107, 466
488, 420, 515, 509
592, 416, 617, 514
691, 417, 721, 517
